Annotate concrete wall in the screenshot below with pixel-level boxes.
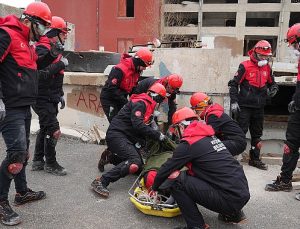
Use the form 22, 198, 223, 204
50, 48, 232, 131
31, 72, 109, 131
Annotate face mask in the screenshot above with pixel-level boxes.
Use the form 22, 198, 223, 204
36, 22, 47, 36
258, 60, 268, 67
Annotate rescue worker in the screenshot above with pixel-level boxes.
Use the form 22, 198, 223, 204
98, 47, 154, 172
0, 2, 52, 226
100, 47, 154, 123
31, 16, 70, 176
132, 73, 183, 126
228, 40, 279, 170
190, 92, 246, 156
91, 83, 167, 198
152, 107, 250, 229
265, 24, 300, 200
98, 73, 184, 171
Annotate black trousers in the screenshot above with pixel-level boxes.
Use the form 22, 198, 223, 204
238, 107, 264, 160
280, 111, 300, 182
32, 102, 60, 164
101, 133, 143, 186
171, 174, 247, 228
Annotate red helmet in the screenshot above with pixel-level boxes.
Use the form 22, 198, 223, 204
172, 107, 198, 125
190, 92, 211, 111
286, 23, 300, 46
23, 2, 52, 25
135, 48, 154, 67
253, 40, 272, 56
167, 74, 183, 90
50, 16, 70, 33
148, 83, 166, 98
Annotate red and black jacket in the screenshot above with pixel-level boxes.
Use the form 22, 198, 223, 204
106, 93, 161, 145
0, 15, 39, 108
132, 76, 177, 124
203, 103, 246, 142
35, 36, 65, 103
152, 121, 250, 204
228, 49, 277, 108
100, 54, 141, 107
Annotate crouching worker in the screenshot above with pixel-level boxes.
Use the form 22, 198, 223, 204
91, 83, 167, 198
190, 92, 246, 156
152, 107, 250, 229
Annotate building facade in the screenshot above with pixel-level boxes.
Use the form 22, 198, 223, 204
42, 0, 160, 52
162, 0, 300, 64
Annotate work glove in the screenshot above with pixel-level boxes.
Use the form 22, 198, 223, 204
231, 102, 240, 116
50, 41, 64, 58
60, 57, 69, 67
267, 85, 279, 98
0, 99, 6, 121
159, 133, 166, 141
59, 96, 65, 109
288, 100, 297, 113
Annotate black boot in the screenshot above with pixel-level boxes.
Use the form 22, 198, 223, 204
248, 159, 268, 170
91, 177, 109, 198
265, 176, 292, 192
98, 148, 112, 172
0, 200, 21, 226
32, 160, 45, 171
44, 161, 67, 176
218, 210, 247, 224
14, 188, 46, 205
32, 130, 46, 171
248, 146, 268, 170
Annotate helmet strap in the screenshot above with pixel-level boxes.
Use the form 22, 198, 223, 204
30, 22, 39, 42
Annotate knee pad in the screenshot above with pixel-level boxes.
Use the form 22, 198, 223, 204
256, 141, 262, 149
8, 163, 23, 175
129, 163, 139, 174
53, 129, 61, 140
251, 139, 262, 149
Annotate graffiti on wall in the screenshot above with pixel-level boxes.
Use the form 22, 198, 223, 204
67, 88, 105, 117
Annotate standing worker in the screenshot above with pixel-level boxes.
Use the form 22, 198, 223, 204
91, 83, 167, 198
31, 16, 70, 176
0, 2, 52, 226
228, 40, 278, 170
152, 107, 250, 229
190, 92, 246, 156
265, 24, 300, 200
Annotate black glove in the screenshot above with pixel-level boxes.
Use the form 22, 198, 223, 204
59, 96, 65, 109
0, 99, 6, 121
267, 85, 279, 98
50, 41, 64, 58
288, 100, 297, 113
